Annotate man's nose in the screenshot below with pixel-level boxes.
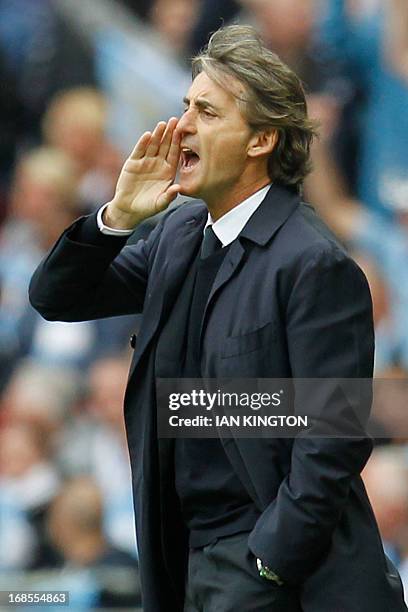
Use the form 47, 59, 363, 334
176, 109, 197, 136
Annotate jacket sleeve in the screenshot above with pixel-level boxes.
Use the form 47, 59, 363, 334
248, 242, 374, 584
29, 213, 165, 322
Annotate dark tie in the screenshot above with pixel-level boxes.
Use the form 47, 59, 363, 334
200, 226, 222, 259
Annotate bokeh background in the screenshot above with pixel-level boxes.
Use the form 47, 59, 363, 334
0, 0, 407, 609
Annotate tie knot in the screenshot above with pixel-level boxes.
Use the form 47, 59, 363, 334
201, 226, 222, 259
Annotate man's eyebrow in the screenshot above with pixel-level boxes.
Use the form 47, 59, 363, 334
182, 96, 219, 112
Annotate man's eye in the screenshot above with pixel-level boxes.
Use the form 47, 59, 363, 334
202, 109, 215, 118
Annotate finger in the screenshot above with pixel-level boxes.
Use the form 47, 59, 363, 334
158, 117, 178, 159
166, 127, 181, 169
156, 183, 181, 211
129, 131, 152, 160
145, 121, 167, 157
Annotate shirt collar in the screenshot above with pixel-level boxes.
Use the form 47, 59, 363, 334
204, 184, 272, 246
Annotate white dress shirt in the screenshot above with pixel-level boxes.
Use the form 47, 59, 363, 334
97, 184, 272, 240
204, 184, 271, 247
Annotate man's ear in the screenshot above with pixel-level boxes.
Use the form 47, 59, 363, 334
247, 129, 279, 158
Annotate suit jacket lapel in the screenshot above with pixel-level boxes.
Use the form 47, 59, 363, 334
130, 207, 207, 375
199, 184, 300, 353
199, 240, 246, 353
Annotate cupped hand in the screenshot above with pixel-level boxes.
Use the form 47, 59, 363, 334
105, 117, 181, 229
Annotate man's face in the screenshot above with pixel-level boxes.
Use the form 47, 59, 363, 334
177, 71, 256, 203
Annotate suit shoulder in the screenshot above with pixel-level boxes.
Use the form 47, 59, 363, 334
278, 202, 350, 261
274, 202, 369, 287
162, 199, 207, 229
127, 199, 206, 248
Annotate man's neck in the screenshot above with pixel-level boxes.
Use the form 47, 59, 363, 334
205, 177, 271, 222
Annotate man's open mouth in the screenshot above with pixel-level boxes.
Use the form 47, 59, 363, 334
180, 147, 200, 172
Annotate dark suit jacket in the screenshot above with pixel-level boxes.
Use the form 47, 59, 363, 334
29, 185, 407, 612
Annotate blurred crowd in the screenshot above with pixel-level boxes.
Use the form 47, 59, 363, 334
0, 0, 407, 608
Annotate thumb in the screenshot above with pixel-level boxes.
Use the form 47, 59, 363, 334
156, 184, 181, 211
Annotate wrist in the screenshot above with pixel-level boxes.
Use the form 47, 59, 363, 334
103, 201, 142, 231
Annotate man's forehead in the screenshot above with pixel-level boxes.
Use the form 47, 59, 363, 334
185, 71, 246, 104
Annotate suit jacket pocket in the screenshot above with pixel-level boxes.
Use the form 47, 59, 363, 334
222, 321, 277, 358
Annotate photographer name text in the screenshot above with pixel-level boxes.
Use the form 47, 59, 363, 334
168, 414, 308, 428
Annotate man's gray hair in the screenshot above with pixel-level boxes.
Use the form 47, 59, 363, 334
192, 25, 318, 192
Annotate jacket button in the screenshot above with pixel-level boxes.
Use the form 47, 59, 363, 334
130, 334, 137, 349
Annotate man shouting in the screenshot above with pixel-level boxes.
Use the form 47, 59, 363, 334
29, 25, 407, 612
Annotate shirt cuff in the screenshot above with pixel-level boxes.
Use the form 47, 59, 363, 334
97, 202, 135, 236
69, 212, 129, 248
